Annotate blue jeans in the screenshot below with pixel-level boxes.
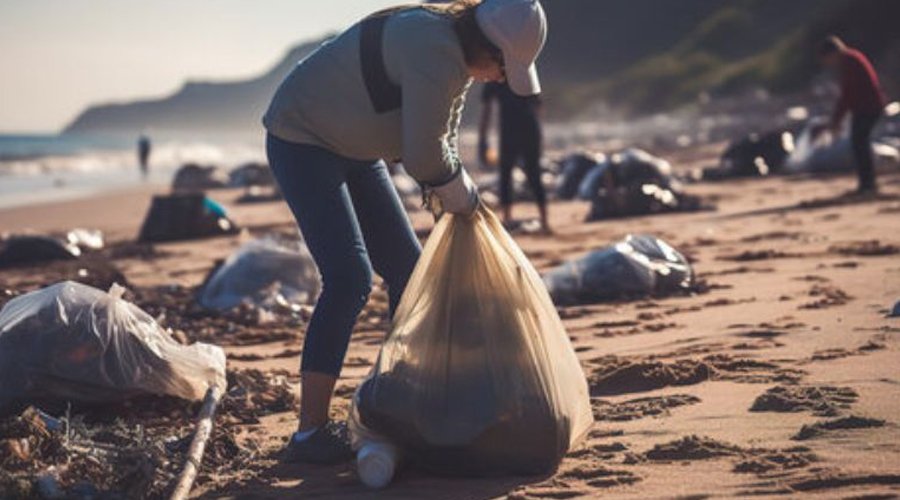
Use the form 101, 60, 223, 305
266, 133, 421, 376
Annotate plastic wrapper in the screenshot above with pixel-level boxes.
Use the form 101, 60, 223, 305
351, 206, 593, 477
198, 236, 320, 311
0, 281, 226, 409
543, 234, 693, 305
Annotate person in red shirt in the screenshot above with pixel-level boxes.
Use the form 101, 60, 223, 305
818, 35, 887, 193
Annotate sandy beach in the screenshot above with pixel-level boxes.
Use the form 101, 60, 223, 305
1, 143, 898, 499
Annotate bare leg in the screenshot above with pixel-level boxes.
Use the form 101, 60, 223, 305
538, 203, 550, 233
299, 371, 338, 431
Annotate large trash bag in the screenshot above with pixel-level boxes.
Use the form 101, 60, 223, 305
138, 193, 239, 243
578, 148, 674, 200
704, 129, 794, 180
351, 206, 593, 477
0, 229, 104, 269
543, 234, 693, 305
0, 281, 226, 410
785, 118, 899, 173
555, 152, 602, 200
198, 236, 320, 311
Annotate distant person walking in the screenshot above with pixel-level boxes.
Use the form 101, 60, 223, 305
478, 81, 548, 231
262, 0, 546, 464
137, 134, 151, 179
818, 35, 887, 194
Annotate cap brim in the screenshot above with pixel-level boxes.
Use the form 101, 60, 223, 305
506, 60, 540, 96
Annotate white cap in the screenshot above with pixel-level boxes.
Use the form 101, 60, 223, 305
476, 0, 547, 96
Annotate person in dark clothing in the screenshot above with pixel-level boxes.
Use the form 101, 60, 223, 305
137, 134, 151, 179
479, 81, 548, 231
818, 35, 887, 193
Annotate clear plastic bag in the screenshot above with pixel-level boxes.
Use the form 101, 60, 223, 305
543, 234, 693, 305
198, 236, 320, 311
351, 206, 593, 476
0, 281, 226, 409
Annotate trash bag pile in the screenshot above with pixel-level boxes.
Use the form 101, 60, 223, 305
0, 281, 226, 410
351, 206, 593, 476
785, 117, 900, 173
582, 150, 703, 221
138, 193, 238, 243
0, 229, 104, 269
543, 234, 694, 305
555, 152, 605, 200
198, 236, 320, 311
703, 129, 794, 180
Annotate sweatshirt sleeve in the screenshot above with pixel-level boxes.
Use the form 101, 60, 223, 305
398, 36, 471, 185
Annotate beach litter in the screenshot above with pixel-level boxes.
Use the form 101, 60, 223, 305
0, 281, 226, 410
197, 236, 320, 312
785, 117, 900, 173
555, 152, 604, 200
543, 234, 694, 305
138, 193, 239, 243
0, 229, 104, 269
574, 149, 706, 220
703, 129, 794, 180
351, 206, 593, 484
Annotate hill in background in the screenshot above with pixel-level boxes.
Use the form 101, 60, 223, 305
64, 0, 900, 134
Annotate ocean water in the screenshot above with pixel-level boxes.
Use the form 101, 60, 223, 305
0, 133, 266, 209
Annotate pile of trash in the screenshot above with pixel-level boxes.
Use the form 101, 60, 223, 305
352, 206, 593, 480
702, 129, 795, 180
138, 193, 239, 243
555, 152, 605, 200
784, 117, 899, 173
543, 234, 694, 305
0, 229, 104, 269
0, 281, 226, 409
582, 150, 704, 221
198, 236, 320, 312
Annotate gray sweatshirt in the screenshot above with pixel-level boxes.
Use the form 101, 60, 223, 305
263, 7, 471, 185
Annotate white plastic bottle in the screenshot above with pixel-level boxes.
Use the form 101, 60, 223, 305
357, 440, 399, 489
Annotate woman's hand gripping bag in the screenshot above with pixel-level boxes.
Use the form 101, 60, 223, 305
351, 206, 593, 476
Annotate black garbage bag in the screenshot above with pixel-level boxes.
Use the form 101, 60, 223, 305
0, 281, 226, 411
586, 182, 704, 221
229, 162, 274, 188
350, 207, 593, 477
0, 229, 104, 269
555, 152, 602, 200
703, 130, 793, 180
542, 234, 693, 305
138, 193, 238, 243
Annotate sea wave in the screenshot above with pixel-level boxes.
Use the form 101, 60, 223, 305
0, 140, 265, 177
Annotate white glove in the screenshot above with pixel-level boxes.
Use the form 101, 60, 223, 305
429, 167, 480, 216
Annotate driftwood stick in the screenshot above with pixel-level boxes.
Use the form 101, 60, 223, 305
170, 386, 222, 500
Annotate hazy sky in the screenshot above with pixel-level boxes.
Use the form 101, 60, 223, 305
0, 0, 399, 133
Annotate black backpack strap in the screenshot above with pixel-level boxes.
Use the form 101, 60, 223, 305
360, 6, 416, 114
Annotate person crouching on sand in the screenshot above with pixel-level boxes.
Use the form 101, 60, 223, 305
817, 35, 887, 194
262, 0, 547, 464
